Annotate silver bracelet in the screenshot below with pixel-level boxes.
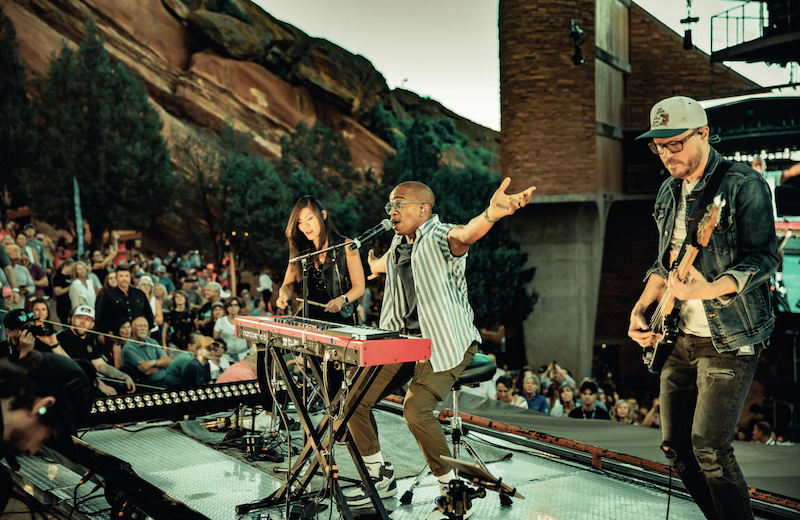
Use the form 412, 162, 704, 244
483, 208, 500, 223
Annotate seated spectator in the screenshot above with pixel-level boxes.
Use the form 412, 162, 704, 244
569, 381, 610, 420
240, 289, 254, 315
164, 334, 213, 389
138, 276, 163, 338
155, 283, 171, 312
753, 421, 776, 445
513, 365, 534, 395
207, 338, 229, 382
57, 305, 135, 396
611, 399, 634, 424
196, 282, 228, 335
107, 318, 132, 370
121, 316, 171, 388
5, 245, 34, 311
180, 275, 203, 310
155, 265, 175, 294
217, 347, 259, 383
213, 296, 249, 364
521, 374, 549, 413
550, 382, 577, 417
21, 252, 48, 305
202, 300, 225, 338
21, 222, 46, 268
68, 260, 96, 310
491, 375, 527, 408
15, 232, 39, 266
251, 297, 268, 317
164, 290, 196, 351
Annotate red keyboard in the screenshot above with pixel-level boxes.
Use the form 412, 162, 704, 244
235, 316, 431, 367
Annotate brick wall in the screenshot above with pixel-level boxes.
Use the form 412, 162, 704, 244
627, 5, 757, 129
499, 0, 597, 195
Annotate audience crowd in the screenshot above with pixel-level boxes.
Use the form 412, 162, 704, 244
0, 221, 794, 446
0, 224, 291, 396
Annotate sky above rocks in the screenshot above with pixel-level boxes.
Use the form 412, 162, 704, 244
254, 0, 798, 131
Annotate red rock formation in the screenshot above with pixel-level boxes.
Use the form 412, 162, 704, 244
3, 0, 497, 178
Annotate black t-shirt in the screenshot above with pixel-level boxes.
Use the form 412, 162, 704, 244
57, 330, 102, 362
180, 359, 211, 389
569, 406, 610, 420
168, 308, 197, 349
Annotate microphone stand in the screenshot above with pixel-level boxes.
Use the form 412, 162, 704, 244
288, 241, 351, 321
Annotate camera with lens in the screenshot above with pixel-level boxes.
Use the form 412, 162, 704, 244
23, 322, 54, 337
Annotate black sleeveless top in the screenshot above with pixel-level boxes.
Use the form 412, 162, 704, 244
300, 235, 356, 325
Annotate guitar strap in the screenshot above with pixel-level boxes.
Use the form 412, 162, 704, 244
672, 160, 733, 269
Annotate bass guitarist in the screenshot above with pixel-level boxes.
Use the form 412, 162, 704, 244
627, 96, 778, 520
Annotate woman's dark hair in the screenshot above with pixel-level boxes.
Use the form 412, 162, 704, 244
113, 318, 132, 338
173, 290, 189, 305
285, 196, 342, 278
224, 296, 244, 312
496, 375, 514, 390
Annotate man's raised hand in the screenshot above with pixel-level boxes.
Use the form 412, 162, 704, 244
486, 177, 536, 221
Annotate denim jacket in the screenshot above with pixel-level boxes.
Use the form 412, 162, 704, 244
645, 147, 779, 352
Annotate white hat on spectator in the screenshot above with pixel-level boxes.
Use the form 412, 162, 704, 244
74, 305, 95, 320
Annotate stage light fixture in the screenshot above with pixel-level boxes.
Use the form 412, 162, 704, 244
568, 19, 585, 66
681, 0, 699, 50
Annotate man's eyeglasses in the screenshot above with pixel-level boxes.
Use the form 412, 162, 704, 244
385, 201, 427, 214
648, 128, 701, 155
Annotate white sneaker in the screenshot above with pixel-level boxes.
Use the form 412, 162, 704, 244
344, 462, 397, 507
424, 495, 475, 520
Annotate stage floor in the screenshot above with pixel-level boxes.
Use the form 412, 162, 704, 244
8, 407, 792, 520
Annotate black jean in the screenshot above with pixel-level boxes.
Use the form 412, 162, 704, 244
659, 333, 761, 520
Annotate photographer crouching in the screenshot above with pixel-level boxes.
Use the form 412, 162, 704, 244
0, 309, 65, 362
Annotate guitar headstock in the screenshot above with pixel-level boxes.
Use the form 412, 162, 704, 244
696, 195, 726, 247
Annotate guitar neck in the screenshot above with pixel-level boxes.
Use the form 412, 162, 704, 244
649, 245, 699, 333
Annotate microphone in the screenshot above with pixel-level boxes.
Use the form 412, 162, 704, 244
349, 219, 392, 250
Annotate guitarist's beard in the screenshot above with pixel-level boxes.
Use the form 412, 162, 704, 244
663, 148, 704, 181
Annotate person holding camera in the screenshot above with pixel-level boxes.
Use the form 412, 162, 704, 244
0, 309, 64, 362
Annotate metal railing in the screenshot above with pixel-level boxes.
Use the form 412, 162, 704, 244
711, 1, 768, 54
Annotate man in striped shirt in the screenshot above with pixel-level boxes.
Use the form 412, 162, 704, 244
345, 179, 535, 518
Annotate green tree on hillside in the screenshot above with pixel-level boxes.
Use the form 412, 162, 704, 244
30, 18, 174, 249
278, 120, 367, 239
173, 124, 291, 269
0, 5, 35, 221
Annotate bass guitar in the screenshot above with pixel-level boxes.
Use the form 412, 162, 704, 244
642, 195, 724, 373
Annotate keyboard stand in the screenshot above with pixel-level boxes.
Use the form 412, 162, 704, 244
235, 339, 391, 519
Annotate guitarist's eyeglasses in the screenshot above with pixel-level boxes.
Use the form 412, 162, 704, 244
648, 128, 701, 155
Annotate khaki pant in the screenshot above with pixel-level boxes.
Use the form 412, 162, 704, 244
347, 344, 477, 477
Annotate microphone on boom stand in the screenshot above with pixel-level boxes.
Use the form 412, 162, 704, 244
348, 219, 392, 250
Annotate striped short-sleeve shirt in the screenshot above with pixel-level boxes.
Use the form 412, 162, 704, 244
379, 215, 482, 373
